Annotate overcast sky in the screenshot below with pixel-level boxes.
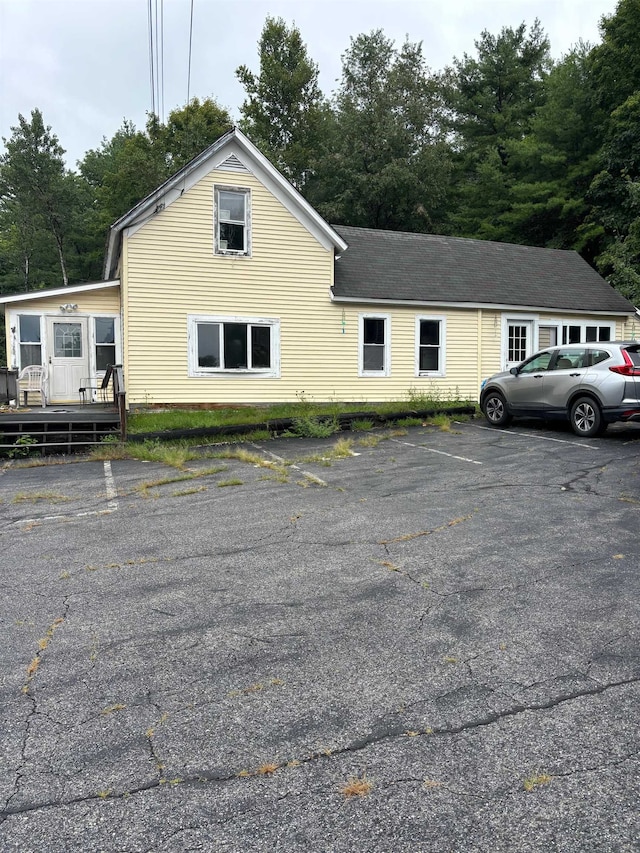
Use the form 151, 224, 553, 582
0, 0, 619, 169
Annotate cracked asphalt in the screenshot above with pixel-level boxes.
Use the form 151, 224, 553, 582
1, 419, 639, 852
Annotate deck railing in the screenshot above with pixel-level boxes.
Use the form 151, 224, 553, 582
105, 364, 127, 440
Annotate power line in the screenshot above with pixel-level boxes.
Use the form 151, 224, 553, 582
187, 0, 194, 106
147, 0, 156, 116
160, 0, 165, 122
148, 0, 165, 121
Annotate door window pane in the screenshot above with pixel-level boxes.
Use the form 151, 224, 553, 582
508, 325, 528, 362
54, 323, 82, 358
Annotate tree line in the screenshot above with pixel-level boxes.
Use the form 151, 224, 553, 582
1, 0, 639, 306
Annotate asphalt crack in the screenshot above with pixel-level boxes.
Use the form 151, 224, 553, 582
2, 675, 637, 822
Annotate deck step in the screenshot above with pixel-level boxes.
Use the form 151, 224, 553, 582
0, 410, 120, 455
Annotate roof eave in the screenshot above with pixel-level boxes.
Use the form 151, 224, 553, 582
330, 292, 635, 316
0, 279, 120, 306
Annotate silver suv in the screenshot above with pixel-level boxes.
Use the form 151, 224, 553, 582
480, 341, 640, 436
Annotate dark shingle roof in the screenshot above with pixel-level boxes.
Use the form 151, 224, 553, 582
332, 226, 635, 314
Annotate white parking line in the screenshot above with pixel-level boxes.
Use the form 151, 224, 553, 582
250, 443, 328, 486
14, 461, 120, 528
390, 438, 483, 465
458, 421, 598, 450
103, 460, 119, 510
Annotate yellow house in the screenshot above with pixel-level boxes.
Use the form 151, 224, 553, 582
2, 128, 637, 407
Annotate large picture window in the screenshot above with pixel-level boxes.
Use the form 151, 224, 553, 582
215, 187, 250, 255
416, 317, 445, 376
189, 316, 279, 377
359, 314, 390, 376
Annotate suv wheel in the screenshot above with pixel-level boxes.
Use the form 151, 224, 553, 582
570, 396, 606, 437
483, 391, 513, 427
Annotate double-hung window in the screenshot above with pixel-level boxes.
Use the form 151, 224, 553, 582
18, 315, 42, 368
359, 314, 390, 376
95, 317, 116, 371
189, 315, 279, 377
416, 317, 445, 376
215, 186, 250, 255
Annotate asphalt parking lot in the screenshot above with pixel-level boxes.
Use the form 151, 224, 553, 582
1, 419, 639, 852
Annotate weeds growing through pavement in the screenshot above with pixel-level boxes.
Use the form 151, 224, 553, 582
341, 773, 373, 797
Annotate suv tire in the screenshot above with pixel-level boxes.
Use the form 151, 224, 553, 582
570, 396, 606, 437
483, 391, 513, 427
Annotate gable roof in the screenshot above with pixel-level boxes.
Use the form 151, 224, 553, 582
103, 127, 348, 279
332, 226, 635, 315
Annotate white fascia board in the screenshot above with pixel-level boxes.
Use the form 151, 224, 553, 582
0, 280, 120, 305
329, 293, 633, 317
104, 127, 347, 278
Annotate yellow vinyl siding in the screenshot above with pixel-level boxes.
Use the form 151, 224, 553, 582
6, 288, 119, 316
123, 167, 484, 404
120, 165, 637, 404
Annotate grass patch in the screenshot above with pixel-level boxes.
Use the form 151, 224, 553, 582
358, 433, 382, 448
341, 773, 373, 797
351, 418, 374, 431
332, 437, 354, 457
217, 479, 244, 487
126, 391, 471, 436
286, 416, 339, 438
172, 486, 208, 497
12, 491, 70, 504
523, 773, 552, 792
393, 416, 423, 427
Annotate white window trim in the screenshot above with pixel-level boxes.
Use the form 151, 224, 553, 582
213, 185, 251, 257
92, 314, 122, 377
415, 315, 446, 377
188, 314, 280, 378
558, 319, 615, 344
501, 314, 538, 368
358, 313, 391, 377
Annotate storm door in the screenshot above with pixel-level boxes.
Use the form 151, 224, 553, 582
46, 317, 89, 403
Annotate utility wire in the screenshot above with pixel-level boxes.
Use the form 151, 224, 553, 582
187, 0, 194, 106
160, 0, 165, 122
148, 0, 156, 116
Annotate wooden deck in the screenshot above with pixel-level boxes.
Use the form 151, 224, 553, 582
0, 404, 121, 454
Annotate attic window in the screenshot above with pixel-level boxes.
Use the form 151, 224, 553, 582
215, 186, 251, 255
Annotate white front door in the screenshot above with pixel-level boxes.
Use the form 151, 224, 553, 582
504, 319, 534, 370
46, 317, 90, 403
